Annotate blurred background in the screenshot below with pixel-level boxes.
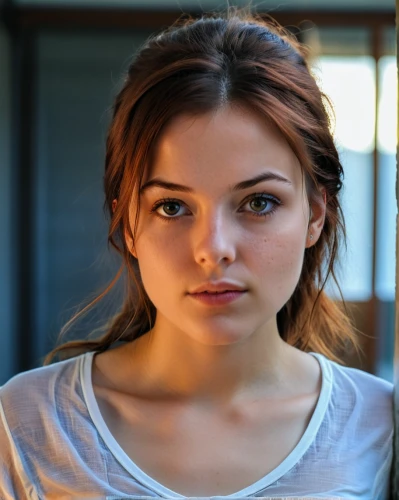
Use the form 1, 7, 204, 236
0, 0, 396, 385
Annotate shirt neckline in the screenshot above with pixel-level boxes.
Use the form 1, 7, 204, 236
81, 350, 333, 499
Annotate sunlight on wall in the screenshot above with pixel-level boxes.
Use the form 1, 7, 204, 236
314, 57, 376, 153
313, 56, 376, 301
312, 55, 396, 302
376, 56, 397, 301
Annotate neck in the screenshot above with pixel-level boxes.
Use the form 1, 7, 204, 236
121, 316, 302, 406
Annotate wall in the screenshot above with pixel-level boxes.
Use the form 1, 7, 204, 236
0, 22, 15, 384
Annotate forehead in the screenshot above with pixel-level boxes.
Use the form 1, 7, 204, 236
145, 105, 304, 192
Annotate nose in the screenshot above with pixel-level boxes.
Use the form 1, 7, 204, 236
192, 211, 236, 269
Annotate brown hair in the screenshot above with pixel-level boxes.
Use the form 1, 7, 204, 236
43, 9, 361, 366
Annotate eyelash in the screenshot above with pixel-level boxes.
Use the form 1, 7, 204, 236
149, 193, 282, 224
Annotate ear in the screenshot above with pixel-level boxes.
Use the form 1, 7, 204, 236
125, 229, 137, 259
113, 198, 138, 259
306, 188, 326, 249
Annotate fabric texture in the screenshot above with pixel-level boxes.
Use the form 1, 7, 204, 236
0, 350, 393, 500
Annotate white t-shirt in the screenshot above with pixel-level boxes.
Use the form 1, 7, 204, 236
0, 351, 393, 500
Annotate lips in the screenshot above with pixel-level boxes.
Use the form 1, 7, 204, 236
189, 281, 247, 294
189, 289, 246, 306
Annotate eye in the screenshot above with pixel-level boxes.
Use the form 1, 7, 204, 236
150, 198, 188, 222
241, 193, 281, 218
149, 193, 282, 223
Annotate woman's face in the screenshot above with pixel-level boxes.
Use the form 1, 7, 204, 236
129, 105, 325, 346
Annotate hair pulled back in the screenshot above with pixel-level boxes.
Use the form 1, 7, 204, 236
44, 9, 360, 366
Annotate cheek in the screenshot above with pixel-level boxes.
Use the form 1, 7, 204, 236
249, 228, 306, 284
135, 233, 186, 299
246, 233, 305, 313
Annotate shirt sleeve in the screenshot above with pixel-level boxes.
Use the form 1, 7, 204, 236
371, 423, 394, 500
369, 378, 395, 500
0, 396, 38, 500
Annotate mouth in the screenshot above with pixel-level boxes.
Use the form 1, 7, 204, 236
188, 289, 247, 306
188, 281, 248, 295
190, 289, 248, 295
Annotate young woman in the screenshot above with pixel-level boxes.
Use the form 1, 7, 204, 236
0, 10, 393, 500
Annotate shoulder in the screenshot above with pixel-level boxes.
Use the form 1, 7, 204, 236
0, 352, 117, 498
306, 355, 393, 499
328, 357, 393, 404
0, 353, 84, 397
317, 353, 394, 440
0, 354, 88, 433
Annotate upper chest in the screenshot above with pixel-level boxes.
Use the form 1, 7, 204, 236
92, 384, 320, 496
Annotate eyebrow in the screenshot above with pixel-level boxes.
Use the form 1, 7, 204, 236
139, 171, 292, 195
